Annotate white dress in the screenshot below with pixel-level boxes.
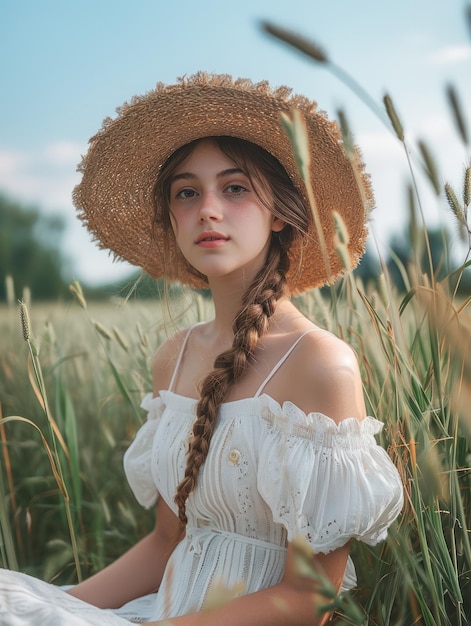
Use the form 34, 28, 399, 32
0, 328, 404, 625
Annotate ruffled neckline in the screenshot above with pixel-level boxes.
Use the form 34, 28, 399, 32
141, 390, 384, 437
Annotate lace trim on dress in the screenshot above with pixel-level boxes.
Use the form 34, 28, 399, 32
259, 395, 383, 448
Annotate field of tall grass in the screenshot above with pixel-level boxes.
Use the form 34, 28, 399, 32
1, 232, 470, 625
1, 16, 471, 626
0, 292, 205, 581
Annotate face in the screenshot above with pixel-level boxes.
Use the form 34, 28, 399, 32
168, 139, 285, 286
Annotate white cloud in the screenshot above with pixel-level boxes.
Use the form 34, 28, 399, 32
413, 113, 449, 137
43, 141, 85, 167
68, 223, 135, 286
429, 44, 471, 65
0, 142, 84, 212
356, 130, 404, 161
0, 141, 135, 285
354, 131, 409, 242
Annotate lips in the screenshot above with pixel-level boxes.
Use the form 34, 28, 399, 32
196, 231, 229, 243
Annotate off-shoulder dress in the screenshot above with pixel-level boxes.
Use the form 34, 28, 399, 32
0, 327, 404, 625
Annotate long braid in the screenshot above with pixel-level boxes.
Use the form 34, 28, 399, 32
153, 135, 309, 525
174, 238, 289, 524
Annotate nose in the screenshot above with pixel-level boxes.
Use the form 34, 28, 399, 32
198, 191, 223, 222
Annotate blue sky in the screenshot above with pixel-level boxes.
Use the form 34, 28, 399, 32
1, 0, 470, 284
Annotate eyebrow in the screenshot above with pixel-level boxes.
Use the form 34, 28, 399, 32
170, 168, 247, 183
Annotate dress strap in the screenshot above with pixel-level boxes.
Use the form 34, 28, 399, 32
168, 323, 203, 392
254, 329, 319, 398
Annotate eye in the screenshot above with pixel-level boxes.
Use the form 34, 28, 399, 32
225, 184, 249, 195
175, 188, 197, 200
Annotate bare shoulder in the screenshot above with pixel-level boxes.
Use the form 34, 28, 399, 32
301, 328, 360, 371
152, 327, 190, 394
290, 329, 366, 423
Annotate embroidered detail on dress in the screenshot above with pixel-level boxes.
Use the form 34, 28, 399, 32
318, 520, 342, 541
228, 449, 241, 465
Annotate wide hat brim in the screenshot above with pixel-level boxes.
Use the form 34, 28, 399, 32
74, 73, 373, 292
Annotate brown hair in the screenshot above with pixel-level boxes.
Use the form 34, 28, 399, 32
154, 137, 310, 524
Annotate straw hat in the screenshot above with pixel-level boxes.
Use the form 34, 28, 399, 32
74, 72, 373, 292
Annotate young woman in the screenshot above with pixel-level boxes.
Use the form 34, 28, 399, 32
0, 73, 403, 626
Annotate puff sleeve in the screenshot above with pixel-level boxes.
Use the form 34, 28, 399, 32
257, 397, 404, 554
123, 393, 165, 509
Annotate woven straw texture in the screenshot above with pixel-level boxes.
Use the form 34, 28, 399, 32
74, 73, 373, 291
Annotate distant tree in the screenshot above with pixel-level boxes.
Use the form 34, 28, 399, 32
0, 193, 71, 301
386, 226, 471, 293
354, 245, 381, 286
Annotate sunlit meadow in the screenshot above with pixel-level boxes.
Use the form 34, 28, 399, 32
1, 20, 471, 626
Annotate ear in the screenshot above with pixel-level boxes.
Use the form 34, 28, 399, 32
271, 217, 286, 233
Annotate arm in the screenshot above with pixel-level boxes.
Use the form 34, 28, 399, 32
67, 497, 184, 608
68, 334, 187, 608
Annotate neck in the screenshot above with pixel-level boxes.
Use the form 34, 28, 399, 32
206, 274, 249, 339
205, 273, 292, 343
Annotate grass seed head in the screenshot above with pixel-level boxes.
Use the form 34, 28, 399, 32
445, 182, 466, 226
417, 140, 441, 195
113, 326, 130, 351
336, 108, 354, 157
333, 211, 351, 270
19, 300, 31, 342
463, 162, 471, 209
69, 280, 87, 310
446, 84, 469, 146
383, 93, 404, 141
93, 320, 114, 341
261, 21, 328, 63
